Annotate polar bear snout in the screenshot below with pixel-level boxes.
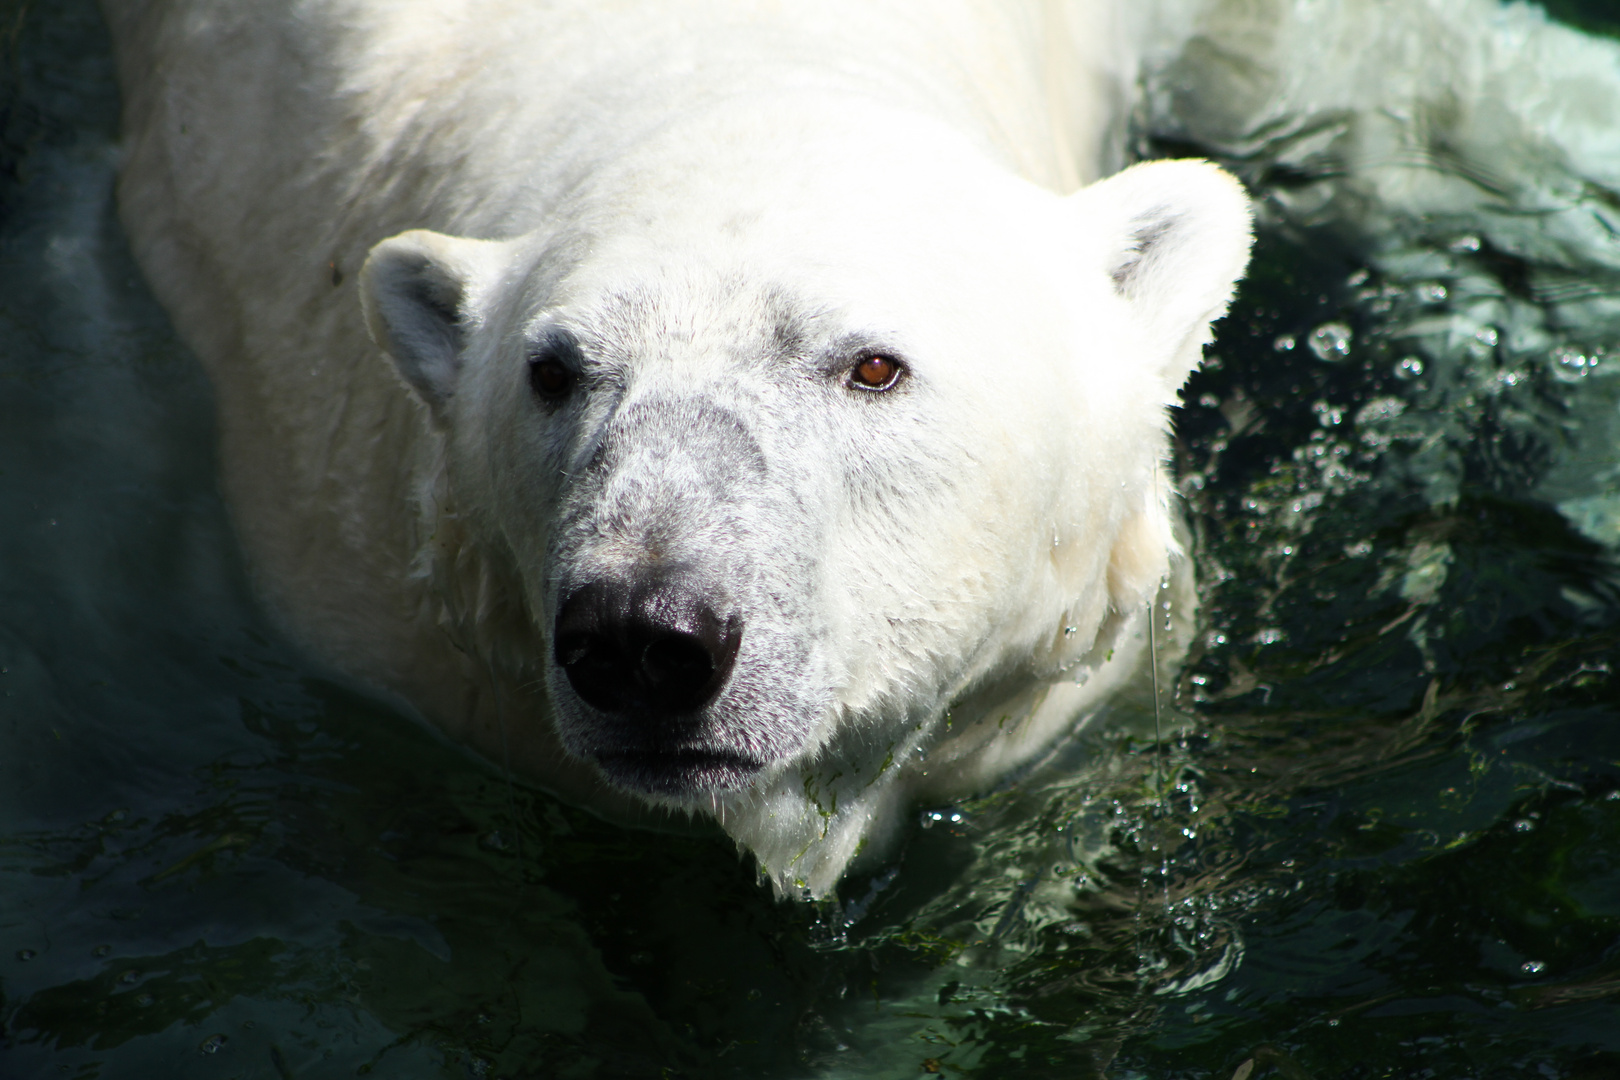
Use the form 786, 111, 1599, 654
553, 577, 742, 719
549, 572, 774, 796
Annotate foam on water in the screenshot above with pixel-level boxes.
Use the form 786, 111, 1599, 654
1145, 0, 1620, 544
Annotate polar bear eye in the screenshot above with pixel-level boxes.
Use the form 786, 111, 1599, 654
528, 354, 577, 402
847, 353, 903, 391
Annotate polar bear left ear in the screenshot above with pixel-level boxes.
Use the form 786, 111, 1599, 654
1073, 159, 1253, 385
360, 229, 505, 423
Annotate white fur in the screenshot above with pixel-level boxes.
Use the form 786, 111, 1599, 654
104, 0, 1252, 896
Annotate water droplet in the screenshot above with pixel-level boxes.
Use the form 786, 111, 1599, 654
1394, 356, 1425, 380
1513, 819, 1535, 833
1273, 334, 1296, 352
1449, 234, 1482, 253
1063, 625, 1078, 637
1415, 281, 1448, 303
15, 949, 35, 962
1475, 326, 1500, 348
1198, 393, 1219, 408
1520, 959, 1546, 975
198, 1033, 228, 1054
1307, 322, 1353, 362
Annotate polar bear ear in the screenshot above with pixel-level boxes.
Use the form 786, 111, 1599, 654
360, 229, 504, 421
1073, 159, 1253, 385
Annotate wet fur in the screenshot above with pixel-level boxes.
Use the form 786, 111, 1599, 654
103, 0, 1251, 895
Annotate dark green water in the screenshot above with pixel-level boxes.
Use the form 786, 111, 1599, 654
2, 2, 1618, 1078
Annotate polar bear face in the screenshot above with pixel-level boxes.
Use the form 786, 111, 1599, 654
360, 156, 1250, 810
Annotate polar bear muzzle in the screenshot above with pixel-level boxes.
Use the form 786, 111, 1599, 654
552, 571, 767, 796
534, 370, 829, 799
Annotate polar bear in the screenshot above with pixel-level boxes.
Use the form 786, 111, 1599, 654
104, 0, 1251, 896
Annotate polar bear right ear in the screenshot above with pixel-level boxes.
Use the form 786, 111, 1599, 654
360, 229, 504, 422
1072, 160, 1253, 389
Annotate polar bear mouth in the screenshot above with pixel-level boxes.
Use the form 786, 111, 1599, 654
594, 748, 764, 795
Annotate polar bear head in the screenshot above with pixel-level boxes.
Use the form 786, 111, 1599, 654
360, 150, 1250, 830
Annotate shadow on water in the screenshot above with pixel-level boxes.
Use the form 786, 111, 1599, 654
2, 0, 1620, 1077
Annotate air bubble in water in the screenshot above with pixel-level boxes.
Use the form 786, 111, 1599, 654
1273, 334, 1296, 353
1415, 282, 1448, 303
198, 1034, 228, 1054
1307, 322, 1352, 361
1311, 401, 1343, 427
1394, 356, 1424, 380
1520, 960, 1546, 975
1555, 350, 1597, 381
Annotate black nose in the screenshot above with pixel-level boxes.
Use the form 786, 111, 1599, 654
553, 579, 742, 717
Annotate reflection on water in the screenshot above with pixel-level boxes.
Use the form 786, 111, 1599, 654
2, 1, 1618, 1077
